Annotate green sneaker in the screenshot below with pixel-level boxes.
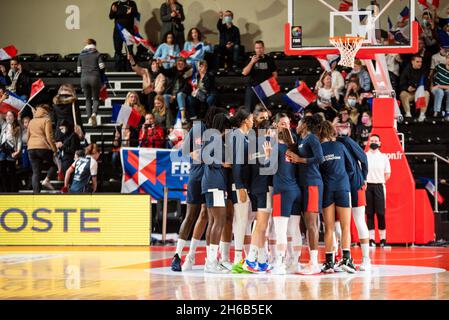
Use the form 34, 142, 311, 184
231, 260, 252, 274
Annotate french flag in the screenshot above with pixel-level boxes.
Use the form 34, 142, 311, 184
418, 0, 440, 11
419, 178, 444, 204
415, 76, 427, 109
397, 6, 410, 22
316, 56, 331, 72
28, 79, 45, 102
252, 77, 280, 100
0, 91, 27, 114
180, 44, 203, 59
283, 81, 316, 112
339, 0, 353, 12
117, 23, 138, 46
112, 104, 142, 128
189, 62, 199, 90
0, 45, 17, 61
100, 73, 109, 101
169, 111, 184, 148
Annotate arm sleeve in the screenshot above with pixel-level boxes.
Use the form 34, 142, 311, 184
217, 19, 224, 32
399, 69, 409, 91
342, 145, 356, 180
109, 2, 117, 19
233, 27, 241, 46
98, 54, 105, 70
45, 120, 57, 153
154, 45, 163, 60
346, 137, 369, 180
304, 135, 324, 165
178, 5, 185, 22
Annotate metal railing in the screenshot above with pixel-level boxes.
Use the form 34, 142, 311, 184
405, 152, 449, 213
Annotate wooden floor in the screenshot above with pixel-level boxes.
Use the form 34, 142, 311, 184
1, 245, 449, 300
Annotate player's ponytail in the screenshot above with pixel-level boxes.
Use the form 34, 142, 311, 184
85, 143, 99, 156
319, 121, 336, 141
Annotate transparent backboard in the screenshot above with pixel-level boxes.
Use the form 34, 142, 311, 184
285, 0, 419, 56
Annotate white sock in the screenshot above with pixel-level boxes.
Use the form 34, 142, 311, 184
219, 241, 231, 261
379, 230, 386, 240
206, 245, 210, 258
234, 250, 243, 264
369, 230, 375, 240
258, 247, 268, 264
209, 244, 219, 262
176, 239, 186, 256
361, 243, 370, 259
247, 245, 258, 262
269, 242, 277, 260
310, 249, 318, 265
233, 202, 249, 257
188, 238, 200, 256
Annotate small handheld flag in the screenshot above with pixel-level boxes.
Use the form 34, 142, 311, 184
0, 45, 17, 61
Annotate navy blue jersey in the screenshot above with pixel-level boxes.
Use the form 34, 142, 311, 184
70, 156, 97, 193
182, 121, 206, 182
273, 143, 300, 194
231, 129, 251, 190
320, 141, 355, 192
250, 135, 273, 194
297, 133, 324, 186
201, 135, 227, 193
337, 136, 368, 190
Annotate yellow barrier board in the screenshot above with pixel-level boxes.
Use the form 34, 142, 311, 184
0, 195, 151, 245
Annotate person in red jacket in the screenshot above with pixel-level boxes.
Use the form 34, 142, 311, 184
138, 113, 166, 148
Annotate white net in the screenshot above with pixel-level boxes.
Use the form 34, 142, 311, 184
329, 36, 364, 68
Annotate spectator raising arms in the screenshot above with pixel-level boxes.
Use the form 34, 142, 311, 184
432, 54, 449, 121
242, 41, 277, 112
77, 39, 105, 127
109, 0, 138, 71
399, 55, 430, 122
217, 10, 241, 70
160, 0, 185, 48
63, 144, 100, 193
187, 60, 216, 120
128, 55, 166, 112
152, 95, 173, 129
27, 104, 58, 193
154, 32, 181, 70
0, 111, 22, 192
138, 113, 166, 148
184, 28, 213, 66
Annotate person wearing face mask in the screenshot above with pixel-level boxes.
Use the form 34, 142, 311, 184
365, 135, 391, 248
420, 12, 438, 53
355, 111, 373, 148
55, 120, 80, 176
0, 110, 22, 192
160, 0, 185, 49
216, 10, 241, 70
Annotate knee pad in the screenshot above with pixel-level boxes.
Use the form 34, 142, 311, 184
352, 206, 369, 239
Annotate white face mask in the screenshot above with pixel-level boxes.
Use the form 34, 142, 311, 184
60, 128, 67, 134
348, 99, 357, 107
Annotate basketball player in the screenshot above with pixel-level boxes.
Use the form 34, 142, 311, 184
286, 114, 324, 275
336, 132, 371, 271
319, 121, 357, 274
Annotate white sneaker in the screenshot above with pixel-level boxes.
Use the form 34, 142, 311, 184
182, 254, 195, 272
91, 114, 97, 127
88, 117, 93, 126
270, 263, 287, 275
286, 261, 299, 274
405, 112, 412, 118
359, 258, 372, 271
418, 113, 426, 122
204, 260, 229, 274
220, 260, 233, 271
299, 263, 322, 275
41, 180, 54, 190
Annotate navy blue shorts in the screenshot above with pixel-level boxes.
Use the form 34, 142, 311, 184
302, 184, 323, 213
249, 187, 273, 212
187, 178, 205, 205
230, 184, 250, 205
204, 189, 227, 208
272, 189, 302, 218
350, 186, 367, 208
323, 189, 351, 208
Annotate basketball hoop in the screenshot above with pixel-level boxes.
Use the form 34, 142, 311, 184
329, 36, 364, 68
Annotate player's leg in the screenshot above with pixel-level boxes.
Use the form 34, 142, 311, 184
335, 192, 356, 273
302, 185, 322, 274
182, 204, 208, 271
352, 186, 371, 271
271, 193, 290, 274
231, 185, 250, 268
365, 184, 376, 247
322, 202, 336, 273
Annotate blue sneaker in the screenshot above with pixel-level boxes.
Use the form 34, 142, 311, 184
242, 259, 260, 273
257, 262, 273, 272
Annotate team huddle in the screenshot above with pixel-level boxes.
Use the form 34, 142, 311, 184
170, 104, 374, 275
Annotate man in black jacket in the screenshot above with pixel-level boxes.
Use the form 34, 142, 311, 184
399, 55, 430, 122
216, 10, 241, 70
109, 0, 138, 71
160, 57, 192, 124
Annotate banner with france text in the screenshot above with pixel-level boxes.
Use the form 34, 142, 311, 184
121, 148, 190, 201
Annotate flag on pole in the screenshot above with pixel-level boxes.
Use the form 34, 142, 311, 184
28, 79, 45, 102
180, 44, 204, 59
419, 178, 444, 204
316, 56, 331, 72
397, 6, 410, 22
117, 23, 137, 46
0, 45, 17, 61
415, 76, 427, 109
112, 104, 142, 128
283, 81, 317, 112
189, 62, 199, 90
339, 0, 353, 11
0, 91, 27, 114
252, 77, 280, 100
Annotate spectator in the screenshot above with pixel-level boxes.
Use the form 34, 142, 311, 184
307, 72, 339, 121
416, 38, 432, 73
345, 59, 371, 93
152, 95, 173, 129
160, 0, 185, 48
344, 91, 363, 124
125, 91, 146, 121
430, 46, 449, 76
399, 55, 430, 121
7, 59, 32, 119
27, 104, 58, 193
187, 60, 216, 120
345, 74, 362, 98
109, 0, 138, 71
216, 10, 241, 70
110, 126, 122, 182
431, 54, 449, 120
242, 40, 277, 112
52, 84, 83, 133
386, 53, 402, 92
77, 39, 105, 127
154, 32, 181, 69
315, 60, 345, 100
128, 55, 166, 111
355, 110, 373, 149
437, 23, 449, 49
18, 116, 32, 190
55, 120, 80, 176
0, 65, 11, 87
63, 144, 100, 193
420, 11, 439, 54
184, 28, 213, 66
160, 57, 192, 124
0, 110, 22, 192
138, 113, 166, 148
332, 106, 355, 138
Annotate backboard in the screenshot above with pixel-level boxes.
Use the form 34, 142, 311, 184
285, 0, 419, 57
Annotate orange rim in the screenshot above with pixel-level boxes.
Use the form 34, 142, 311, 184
329, 36, 364, 43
